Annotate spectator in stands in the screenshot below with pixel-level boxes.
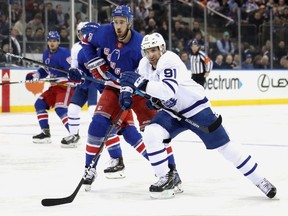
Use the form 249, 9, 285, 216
59, 26, 70, 48
141, 0, 152, 9
247, 11, 265, 33
216, 31, 235, 56
232, 53, 240, 69
241, 0, 259, 15
213, 54, 224, 69
0, 43, 18, 66
25, 27, 34, 53
157, 20, 169, 41
14, 13, 26, 37
222, 54, 236, 69
2, 27, 22, 55
253, 54, 269, 69
191, 21, 205, 39
135, 0, 149, 20
56, 4, 65, 27
279, 55, 288, 68
144, 9, 156, 26
228, 0, 238, 10
180, 51, 191, 70
0, 12, 9, 37
27, 13, 44, 36
207, 0, 221, 26
11, 1, 22, 25
46, 2, 58, 30
1, 27, 22, 65
241, 53, 254, 69
32, 28, 46, 53
145, 17, 158, 34
274, 40, 287, 66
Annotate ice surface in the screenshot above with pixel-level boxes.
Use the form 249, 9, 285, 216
0, 105, 287, 216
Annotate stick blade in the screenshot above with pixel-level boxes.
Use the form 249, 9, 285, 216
207, 115, 222, 132
41, 197, 73, 206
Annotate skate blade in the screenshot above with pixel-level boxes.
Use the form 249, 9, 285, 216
33, 138, 52, 144
105, 170, 126, 179
84, 184, 92, 192
60, 142, 80, 148
150, 189, 175, 199
174, 183, 184, 194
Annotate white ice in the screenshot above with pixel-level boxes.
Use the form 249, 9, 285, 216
0, 105, 287, 216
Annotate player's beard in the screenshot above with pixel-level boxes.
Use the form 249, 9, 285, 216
117, 28, 129, 42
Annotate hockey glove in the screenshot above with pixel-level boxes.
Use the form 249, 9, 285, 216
26, 72, 40, 82
87, 57, 110, 80
119, 86, 134, 110
120, 71, 148, 91
68, 68, 83, 84
146, 97, 163, 110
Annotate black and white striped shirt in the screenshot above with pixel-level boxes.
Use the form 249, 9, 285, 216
190, 50, 213, 74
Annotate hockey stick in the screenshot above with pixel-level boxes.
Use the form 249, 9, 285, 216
105, 72, 222, 133
134, 90, 222, 133
41, 110, 124, 207
0, 48, 98, 83
0, 78, 70, 86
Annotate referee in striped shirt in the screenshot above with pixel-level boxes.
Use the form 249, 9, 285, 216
190, 39, 213, 87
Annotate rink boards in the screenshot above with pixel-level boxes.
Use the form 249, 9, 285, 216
1, 68, 288, 112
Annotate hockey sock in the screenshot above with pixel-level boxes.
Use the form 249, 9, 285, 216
67, 103, 81, 135
121, 126, 148, 160
34, 99, 49, 129
86, 114, 115, 167
217, 142, 263, 185
143, 123, 170, 177
106, 131, 122, 158
55, 107, 69, 131
163, 138, 177, 169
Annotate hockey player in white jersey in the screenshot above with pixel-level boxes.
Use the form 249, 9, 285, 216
119, 32, 277, 199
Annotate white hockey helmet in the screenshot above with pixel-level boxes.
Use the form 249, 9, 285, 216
76, 22, 88, 40
141, 33, 166, 55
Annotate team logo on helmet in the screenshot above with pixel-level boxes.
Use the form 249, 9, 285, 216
112, 5, 133, 23
47, 31, 60, 42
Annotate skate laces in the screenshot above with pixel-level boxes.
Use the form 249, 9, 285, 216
85, 168, 96, 180
153, 174, 170, 187
64, 134, 77, 142
108, 158, 119, 167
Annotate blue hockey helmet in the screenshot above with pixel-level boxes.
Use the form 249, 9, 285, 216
111, 5, 133, 24
47, 31, 60, 42
81, 22, 100, 35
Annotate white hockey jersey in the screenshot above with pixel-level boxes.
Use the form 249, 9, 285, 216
137, 50, 211, 118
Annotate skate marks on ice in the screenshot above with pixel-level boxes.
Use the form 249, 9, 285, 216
0, 105, 287, 216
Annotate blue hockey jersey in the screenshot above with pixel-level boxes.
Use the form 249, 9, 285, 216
37, 46, 71, 79
82, 24, 143, 80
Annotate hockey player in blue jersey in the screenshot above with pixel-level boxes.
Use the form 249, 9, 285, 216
119, 32, 277, 199
61, 22, 104, 148
68, 5, 182, 192
26, 31, 73, 144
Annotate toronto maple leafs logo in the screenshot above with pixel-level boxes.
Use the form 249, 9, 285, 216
162, 98, 177, 108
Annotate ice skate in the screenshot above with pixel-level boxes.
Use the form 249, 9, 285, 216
83, 167, 97, 192
256, 178, 277, 198
61, 134, 80, 148
104, 156, 125, 179
150, 165, 175, 199
32, 128, 51, 144
174, 170, 183, 194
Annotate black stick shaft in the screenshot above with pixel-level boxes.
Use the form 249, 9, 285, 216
41, 110, 124, 207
